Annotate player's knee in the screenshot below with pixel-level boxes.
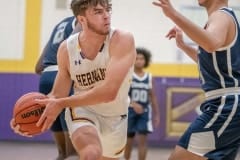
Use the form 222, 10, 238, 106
168, 147, 203, 160
168, 153, 183, 160
168, 153, 176, 160
168, 148, 182, 160
81, 145, 102, 160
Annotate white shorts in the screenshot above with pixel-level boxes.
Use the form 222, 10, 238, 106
65, 107, 128, 158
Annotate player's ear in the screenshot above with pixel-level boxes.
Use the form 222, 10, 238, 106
77, 16, 87, 30
77, 15, 85, 24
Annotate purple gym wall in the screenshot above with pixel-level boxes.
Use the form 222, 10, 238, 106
0, 73, 52, 142
0, 73, 203, 147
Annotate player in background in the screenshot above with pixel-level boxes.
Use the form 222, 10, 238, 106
35, 16, 77, 160
124, 47, 160, 160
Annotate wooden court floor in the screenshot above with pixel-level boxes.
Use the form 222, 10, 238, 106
0, 141, 170, 160
0, 141, 240, 160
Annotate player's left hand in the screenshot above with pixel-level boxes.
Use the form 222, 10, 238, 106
152, 0, 177, 18
10, 119, 33, 137
153, 115, 160, 128
35, 98, 63, 132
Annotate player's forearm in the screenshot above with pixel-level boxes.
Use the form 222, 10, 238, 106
151, 99, 159, 115
58, 83, 116, 108
169, 12, 218, 53
48, 89, 69, 100
179, 44, 198, 62
150, 91, 159, 114
35, 43, 50, 74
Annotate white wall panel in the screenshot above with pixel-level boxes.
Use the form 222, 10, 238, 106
0, 0, 239, 63
40, 0, 72, 51
0, 0, 25, 60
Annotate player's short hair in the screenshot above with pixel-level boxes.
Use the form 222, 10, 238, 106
71, 0, 112, 17
136, 47, 152, 68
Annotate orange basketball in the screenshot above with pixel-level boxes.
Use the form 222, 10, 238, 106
13, 92, 48, 135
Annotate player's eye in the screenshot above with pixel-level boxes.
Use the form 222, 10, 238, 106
95, 10, 104, 15
94, 7, 112, 15
106, 7, 112, 14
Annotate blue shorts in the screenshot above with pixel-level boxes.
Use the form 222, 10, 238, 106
39, 70, 72, 132
127, 107, 153, 137
52, 109, 68, 132
178, 94, 240, 160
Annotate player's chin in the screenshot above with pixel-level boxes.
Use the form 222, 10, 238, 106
100, 30, 110, 35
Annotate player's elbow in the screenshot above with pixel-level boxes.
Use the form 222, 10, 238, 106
35, 67, 42, 75
204, 45, 218, 53
104, 92, 117, 102
35, 64, 44, 75
203, 40, 222, 53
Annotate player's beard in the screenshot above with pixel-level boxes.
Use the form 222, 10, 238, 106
87, 20, 110, 36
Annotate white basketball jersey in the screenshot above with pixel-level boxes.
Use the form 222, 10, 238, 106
66, 29, 133, 116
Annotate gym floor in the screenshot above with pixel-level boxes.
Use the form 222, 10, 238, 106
0, 140, 169, 160
0, 141, 240, 160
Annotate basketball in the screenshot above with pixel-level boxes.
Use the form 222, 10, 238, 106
13, 92, 48, 135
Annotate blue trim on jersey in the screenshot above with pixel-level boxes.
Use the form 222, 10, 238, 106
198, 8, 240, 92
43, 16, 75, 68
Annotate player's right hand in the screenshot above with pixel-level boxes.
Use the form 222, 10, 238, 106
166, 26, 186, 49
152, 0, 177, 19
10, 119, 32, 137
131, 102, 144, 114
